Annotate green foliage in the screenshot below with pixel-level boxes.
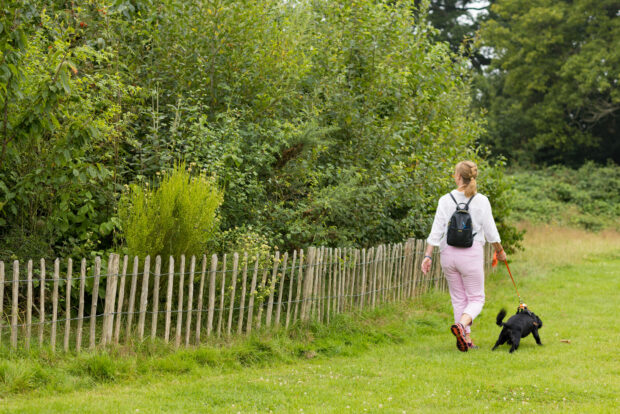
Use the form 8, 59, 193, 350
1, 0, 521, 259
477, 0, 620, 165
508, 162, 620, 230
117, 163, 223, 258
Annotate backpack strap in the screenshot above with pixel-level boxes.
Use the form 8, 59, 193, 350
449, 192, 476, 210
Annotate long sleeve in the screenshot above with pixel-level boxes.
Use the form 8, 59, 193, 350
427, 198, 449, 246
482, 198, 501, 243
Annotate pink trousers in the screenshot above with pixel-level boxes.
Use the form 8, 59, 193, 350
440, 242, 485, 334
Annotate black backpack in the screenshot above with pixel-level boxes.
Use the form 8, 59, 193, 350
446, 193, 476, 248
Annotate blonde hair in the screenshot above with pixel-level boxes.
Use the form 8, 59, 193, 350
455, 161, 478, 198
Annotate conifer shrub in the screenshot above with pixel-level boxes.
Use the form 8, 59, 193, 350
117, 163, 224, 258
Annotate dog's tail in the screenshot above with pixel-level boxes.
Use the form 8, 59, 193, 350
496, 308, 507, 326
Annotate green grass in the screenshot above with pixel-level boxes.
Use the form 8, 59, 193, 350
1, 226, 619, 413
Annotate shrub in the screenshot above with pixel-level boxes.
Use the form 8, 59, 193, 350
117, 163, 224, 258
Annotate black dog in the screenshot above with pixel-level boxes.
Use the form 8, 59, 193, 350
492, 306, 543, 353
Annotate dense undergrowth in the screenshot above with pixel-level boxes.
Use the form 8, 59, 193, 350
508, 163, 620, 231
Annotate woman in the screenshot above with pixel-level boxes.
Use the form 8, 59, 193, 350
421, 161, 507, 352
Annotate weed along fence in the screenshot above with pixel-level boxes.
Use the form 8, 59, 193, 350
0, 240, 493, 353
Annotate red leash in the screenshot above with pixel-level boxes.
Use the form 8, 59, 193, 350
504, 260, 523, 305
494, 251, 524, 305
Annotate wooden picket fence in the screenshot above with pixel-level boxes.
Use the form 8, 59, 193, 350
0, 239, 493, 353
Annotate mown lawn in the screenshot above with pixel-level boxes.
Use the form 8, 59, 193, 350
2, 225, 619, 413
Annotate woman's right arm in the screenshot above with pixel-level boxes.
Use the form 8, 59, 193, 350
422, 198, 446, 274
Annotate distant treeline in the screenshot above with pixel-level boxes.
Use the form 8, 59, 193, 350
424, 0, 619, 165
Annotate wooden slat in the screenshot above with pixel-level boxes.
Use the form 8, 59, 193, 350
226, 253, 239, 336
265, 251, 280, 328
164, 256, 175, 343
195, 255, 207, 342
138, 255, 151, 341
102, 254, 119, 345
216, 254, 227, 337
26, 260, 33, 350
125, 256, 139, 341
348, 249, 357, 311
255, 265, 269, 330
50, 258, 60, 351
207, 254, 217, 337
114, 255, 129, 344
326, 248, 333, 322
237, 253, 249, 335
10, 260, 18, 348
300, 247, 316, 321
63, 258, 72, 352
312, 248, 323, 320
175, 255, 186, 348
185, 255, 196, 346
151, 256, 162, 340
359, 249, 367, 310
89, 256, 101, 350
38, 259, 46, 346
284, 250, 297, 329
292, 250, 304, 324
76, 258, 86, 352
274, 252, 288, 327
245, 255, 259, 334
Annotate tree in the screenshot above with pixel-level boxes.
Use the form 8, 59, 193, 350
477, 0, 619, 165
423, 0, 494, 70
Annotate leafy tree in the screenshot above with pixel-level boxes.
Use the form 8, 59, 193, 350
423, 0, 494, 70
477, 0, 620, 165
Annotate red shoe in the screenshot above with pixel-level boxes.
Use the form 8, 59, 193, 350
467, 340, 479, 350
450, 323, 468, 352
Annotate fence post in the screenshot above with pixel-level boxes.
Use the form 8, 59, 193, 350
76, 258, 86, 352
50, 258, 60, 351
102, 254, 119, 346
255, 265, 269, 330
185, 255, 196, 346
207, 254, 218, 337
274, 252, 288, 327
236, 253, 248, 335
226, 253, 239, 336
300, 247, 316, 321
26, 260, 33, 350
216, 254, 227, 337
89, 257, 101, 350
293, 250, 304, 324
164, 256, 175, 343
151, 256, 162, 340
194, 255, 207, 343
265, 251, 280, 328
175, 255, 186, 348
126, 256, 139, 341
138, 255, 151, 341
245, 255, 259, 334
63, 258, 72, 352
10, 260, 19, 349
114, 255, 129, 344
284, 250, 297, 329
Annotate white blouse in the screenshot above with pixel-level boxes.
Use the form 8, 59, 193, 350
426, 190, 501, 251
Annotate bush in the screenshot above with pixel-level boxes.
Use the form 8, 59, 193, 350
117, 163, 224, 258
508, 162, 620, 230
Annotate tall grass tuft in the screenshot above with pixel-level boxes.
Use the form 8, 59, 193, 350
117, 162, 224, 258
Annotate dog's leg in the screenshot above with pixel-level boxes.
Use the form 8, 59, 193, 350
509, 329, 522, 353
492, 328, 510, 350
532, 328, 543, 346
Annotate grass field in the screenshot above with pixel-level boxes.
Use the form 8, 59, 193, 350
1, 224, 619, 413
